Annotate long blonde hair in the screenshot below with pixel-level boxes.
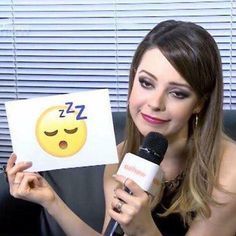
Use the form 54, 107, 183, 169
120, 20, 223, 224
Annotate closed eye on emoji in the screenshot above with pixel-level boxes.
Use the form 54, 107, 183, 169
44, 130, 58, 136
64, 127, 78, 134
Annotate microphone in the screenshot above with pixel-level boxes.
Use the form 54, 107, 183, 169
104, 132, 168, 236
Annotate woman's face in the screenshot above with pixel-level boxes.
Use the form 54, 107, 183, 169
129, 48, 201, 141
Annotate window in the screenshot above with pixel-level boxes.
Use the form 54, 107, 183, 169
0, 0, 235, 163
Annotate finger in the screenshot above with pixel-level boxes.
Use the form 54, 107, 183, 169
30, 172, 48, 187
113, 175, 135, 192
112, 186, 132, 206
23, 174, 41, 189
112, 174, 126, 185
7, 160, 33, 185
114, 182, 150, 212
111, 198, 135, 215
14, 172, 24, 184
12, 172, 39, 186
32, 172, 41, 178
111, 191, 137, 217
6, 153, 17, 172
9, 172, 24, 196
15, 174, 40, 198
113, 175, 146, 197
111, 198, 125, 213
108, 204, 132, 227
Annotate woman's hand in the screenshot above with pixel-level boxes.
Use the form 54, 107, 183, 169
109, 175, 160, 236
6, 153, 56, 209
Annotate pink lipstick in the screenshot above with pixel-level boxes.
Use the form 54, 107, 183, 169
141, 113, 169, 125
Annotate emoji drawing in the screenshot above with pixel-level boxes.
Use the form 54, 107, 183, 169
35, 105, 87, 157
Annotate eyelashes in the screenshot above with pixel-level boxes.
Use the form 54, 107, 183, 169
170, 91, 190, 99
139, 77, 153, 89
44, 128, 78, 136
138, 76, 191, 99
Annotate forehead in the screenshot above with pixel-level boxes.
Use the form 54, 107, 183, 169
137, 48, 188, 85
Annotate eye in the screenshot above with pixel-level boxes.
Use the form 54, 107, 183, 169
139, 77, 154, 89
44, 130, 58, 136
170, 90, 190, 99
64, 127, 78, 134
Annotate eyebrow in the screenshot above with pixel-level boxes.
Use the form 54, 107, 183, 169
139, 69, 192, 90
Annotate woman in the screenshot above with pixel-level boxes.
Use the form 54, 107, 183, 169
6, 20, 236, 235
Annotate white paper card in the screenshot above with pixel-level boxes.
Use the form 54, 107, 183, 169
5, 89, 119, 172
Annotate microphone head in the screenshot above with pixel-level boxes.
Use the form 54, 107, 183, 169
139, 132, 168, 165
143, 132, 168, 157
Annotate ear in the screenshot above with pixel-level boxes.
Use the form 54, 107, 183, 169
193, 98, 205, 114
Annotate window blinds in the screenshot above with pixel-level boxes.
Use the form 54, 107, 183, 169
0, 0, 235, 163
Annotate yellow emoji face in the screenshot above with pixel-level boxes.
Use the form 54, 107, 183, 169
35, 105, 87, 157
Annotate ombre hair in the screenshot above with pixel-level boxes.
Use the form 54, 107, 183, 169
121, 20, 223, 224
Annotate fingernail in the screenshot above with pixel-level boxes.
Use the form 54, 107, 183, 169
11, 153, 16, 158
24, 161, 32, 165
112, 174, 117, 178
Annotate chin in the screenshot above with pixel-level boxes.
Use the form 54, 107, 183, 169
138, 126, 163, 137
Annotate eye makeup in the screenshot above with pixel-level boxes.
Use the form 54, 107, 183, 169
138, 77, 154, 89
137, 69, 193, 100
169, 90, 191, 99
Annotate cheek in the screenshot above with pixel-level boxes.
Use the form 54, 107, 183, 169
128, 95, 138, 117
129, 92, 136, 107
129, 85, 141, 107
169, 103, 195, 124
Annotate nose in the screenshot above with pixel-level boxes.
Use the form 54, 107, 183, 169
147, 91, 166, 111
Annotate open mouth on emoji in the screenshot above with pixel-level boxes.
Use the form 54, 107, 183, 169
59, 140, 68, 149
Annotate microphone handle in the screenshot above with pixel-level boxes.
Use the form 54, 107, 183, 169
103, 218, 123, 236
104, 186, 132, 236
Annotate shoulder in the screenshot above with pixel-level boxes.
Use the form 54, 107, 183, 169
188, 138, 236, 235
117, 141, 125, 161
218, 137, 236, 193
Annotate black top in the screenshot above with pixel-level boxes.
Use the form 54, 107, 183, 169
152, 177, 189, 236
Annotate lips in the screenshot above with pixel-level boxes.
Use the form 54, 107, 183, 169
141, 113, 169, 125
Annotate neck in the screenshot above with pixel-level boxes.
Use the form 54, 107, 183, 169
160, 136, 187, 181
